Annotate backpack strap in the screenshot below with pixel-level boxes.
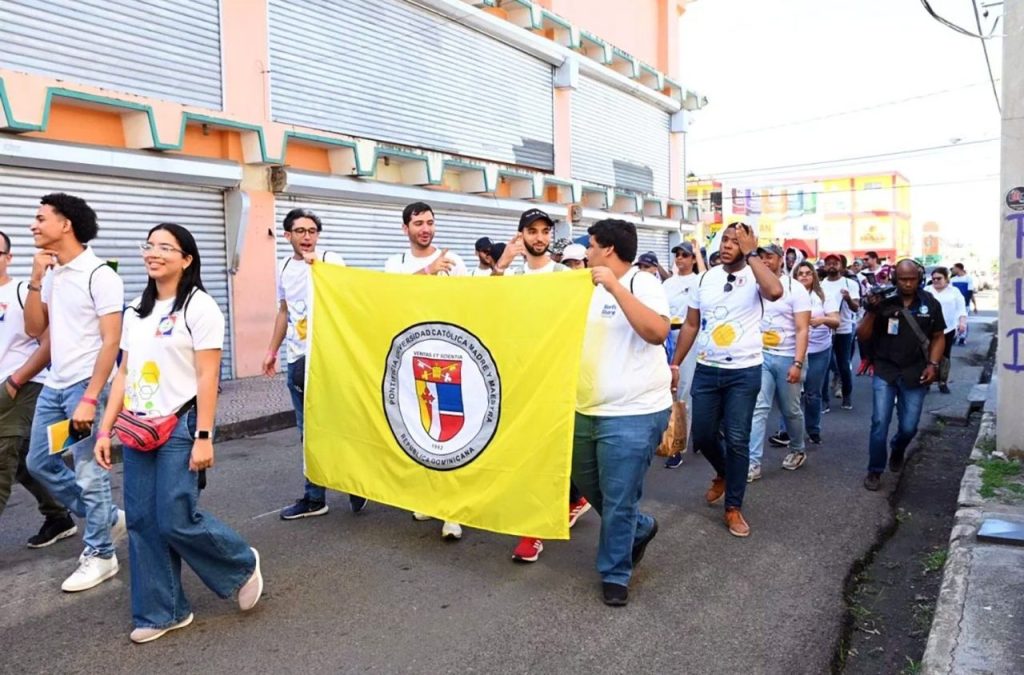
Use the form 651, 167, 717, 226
88, 262, 109, 307
181, 288, 199, 337
16, 281, 25, 309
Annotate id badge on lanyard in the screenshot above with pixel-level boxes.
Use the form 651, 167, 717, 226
887, 317, 900, 336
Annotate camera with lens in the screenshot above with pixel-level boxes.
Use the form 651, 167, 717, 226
865, 283, 899, 305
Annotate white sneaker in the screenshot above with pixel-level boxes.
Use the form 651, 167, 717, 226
747, 464, 762, 483
441, 521, 462, 541
61, 551, 119, 592
411, 512, 432, 522
130, 613, 194, 644
111, 508, 128, 544
238, 547, 263, 611
782, 452, 807, 471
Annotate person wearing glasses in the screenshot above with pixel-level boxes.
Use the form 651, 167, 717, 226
925, 267, 967, 394
0, 230, 72, 546
23, 193, 126, 592
263, 208, 367, 521
94, 224, 262, 643
670, 223, 783, 538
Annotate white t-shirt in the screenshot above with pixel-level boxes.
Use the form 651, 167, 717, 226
41, 247, 124, 388
384, 249, 469, 276
276, 251, 345, 364
761, 276, 812, 357
821, 277, 860, 335
120, 291, 225, 417
808, 290, 841, 355
926, 284, 967, 333
688, 265, 764, 369
663, 272, 699, 326
515, 259, 566, 275
0, 278, 47, 384
577, 268, 672, 416
470, 265, 494, 277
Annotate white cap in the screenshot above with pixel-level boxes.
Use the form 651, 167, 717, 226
561, 243, 586, 262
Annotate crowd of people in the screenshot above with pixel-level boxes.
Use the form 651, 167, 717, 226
0, 192, 974, 637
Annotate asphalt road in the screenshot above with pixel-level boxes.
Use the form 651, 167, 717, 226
0, 316, 992, 675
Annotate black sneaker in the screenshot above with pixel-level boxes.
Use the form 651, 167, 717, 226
841, 399, 853, 411
889, 451, 905, 473
26, 515, 77, 549
808, 433, 822, 445
349, 495, 368, 513
280, 498, 329, 520
769, 431, 791, 447
939, 383, 951, 394
631, 518, 659, 565
602, 582, 629, 607
863, 473, 882, 491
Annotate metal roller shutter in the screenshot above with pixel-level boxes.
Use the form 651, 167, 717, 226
273, 196, 532, 271
635, 228, 671, 267
0, 166, 234, 379
268, 0, 554, 170
572, 76, 671, 195
0, 0, 223, 109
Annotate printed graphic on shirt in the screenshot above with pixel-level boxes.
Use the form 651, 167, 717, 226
698, 305, 747, 355
125, 360, 162, 412
155, 313, 177, 337
0, 302, 6, 322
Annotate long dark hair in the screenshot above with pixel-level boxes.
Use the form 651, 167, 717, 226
135, 223, 205, 319
794, 260, 825, 303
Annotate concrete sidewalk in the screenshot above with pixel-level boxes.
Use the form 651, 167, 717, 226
215, 373, 294, 442
923, 328, 1024, 674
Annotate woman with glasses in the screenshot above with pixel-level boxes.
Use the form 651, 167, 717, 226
925, 266, 967, 393
94, 224, 263, 643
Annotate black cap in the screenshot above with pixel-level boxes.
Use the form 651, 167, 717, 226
635, 251, 659, 267
757, 243, 785, 258
671, 242, 694, 256
488, 242, 506, 261
518, 208, 554, 232
475, 236, 493, 252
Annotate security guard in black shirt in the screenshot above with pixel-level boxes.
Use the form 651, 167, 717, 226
856, 260, 946, 491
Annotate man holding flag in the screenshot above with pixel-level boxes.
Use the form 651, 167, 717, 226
573, 219, 672, 607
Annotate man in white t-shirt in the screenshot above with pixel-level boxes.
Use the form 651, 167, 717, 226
820, 253, 860, 411
490, 208, 589, 564
384, 202, 466, 541
471, 237, 496, 277
263, 208, 367, 521
0, 230, 73, 546
573, 219, 672, 607
671, 223, 784, 538
23, 193, 126, 592
383, 201, 469, 277
747, 244, 811, 481
662, 241, 703, 470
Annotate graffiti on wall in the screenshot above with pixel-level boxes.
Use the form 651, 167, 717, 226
1004, 210, 1024, 373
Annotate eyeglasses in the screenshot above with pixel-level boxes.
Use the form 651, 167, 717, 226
139, 242, 183, 256
724, 273, 736, 292
288, 228, 319, 237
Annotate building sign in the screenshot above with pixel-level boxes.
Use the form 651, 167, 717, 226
853, 216, 894, 250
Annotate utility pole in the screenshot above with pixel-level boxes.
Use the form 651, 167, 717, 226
999, 0, 1024, 455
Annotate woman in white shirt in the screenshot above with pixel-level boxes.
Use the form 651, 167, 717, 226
94, 224, 263, 644
926, 266, 967, 393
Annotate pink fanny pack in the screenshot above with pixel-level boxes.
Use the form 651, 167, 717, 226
113, 398, 196, 452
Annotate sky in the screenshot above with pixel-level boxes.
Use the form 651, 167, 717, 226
678, 0, 1003, 261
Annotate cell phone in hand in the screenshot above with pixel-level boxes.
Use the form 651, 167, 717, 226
68, 422, 92, 443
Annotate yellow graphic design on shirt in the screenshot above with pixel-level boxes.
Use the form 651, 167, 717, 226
711, 322, 738, 347
296, 316, 308, 341
763, 331, 782, 348
125, 360, 161, 411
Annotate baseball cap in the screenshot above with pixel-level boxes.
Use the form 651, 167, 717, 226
671, 242, 694, 256
475, 236, 492, 252
823, 252, 842, 262
757, 243, 784, 258
551, 238, 572, 256
488, 242, 506, 261
518, 208, 554, 231
635, 251, 659, 267
561, 243, 586, 262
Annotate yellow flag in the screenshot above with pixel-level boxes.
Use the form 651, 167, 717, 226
305, 265, 593, 540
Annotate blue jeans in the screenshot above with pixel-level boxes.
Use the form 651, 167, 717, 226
824, 333, 854, 402
123, 412, 256, 629
26, 380, 118, 557
286, 359, 326, 503
750, 353, 805, 466
571, 408, 670, 586
868, 376, 927, 474
690, 364, 761, 509
803, 348, 831, 436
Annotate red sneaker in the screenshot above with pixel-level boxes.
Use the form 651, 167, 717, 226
512, 537, 544, 563
568, 497, 592, 528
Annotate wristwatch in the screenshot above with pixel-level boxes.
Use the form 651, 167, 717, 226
927, 361, 940, 368
793, 361, 804, 369
194, 430, 212, 440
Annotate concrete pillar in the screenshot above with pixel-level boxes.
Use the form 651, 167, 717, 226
998, 0, 1024, 454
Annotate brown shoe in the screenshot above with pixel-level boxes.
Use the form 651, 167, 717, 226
705, 476, 725, 505
725, 507, 750, 537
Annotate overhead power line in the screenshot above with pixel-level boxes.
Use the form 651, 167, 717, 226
919, 0, 1000, 38
970, 0, 1002, 113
